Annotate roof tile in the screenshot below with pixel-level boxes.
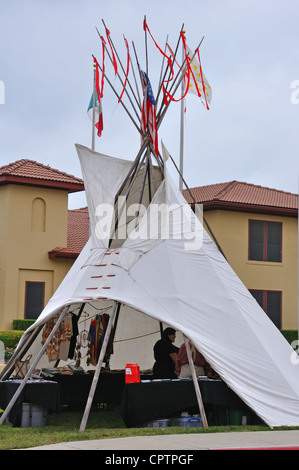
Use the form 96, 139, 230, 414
184, 181, 298, 210
0, 159, 84, 190
49, 207, 89, 258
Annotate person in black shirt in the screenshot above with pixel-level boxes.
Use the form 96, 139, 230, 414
153, 328, 179, 379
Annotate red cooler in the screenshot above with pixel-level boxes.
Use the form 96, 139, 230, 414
125, 363, 140, 383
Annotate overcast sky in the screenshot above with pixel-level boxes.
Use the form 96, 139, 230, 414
0, 0, 298, 209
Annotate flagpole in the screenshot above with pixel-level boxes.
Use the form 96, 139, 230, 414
179, 34, 185, 193
92, 62, 96, 151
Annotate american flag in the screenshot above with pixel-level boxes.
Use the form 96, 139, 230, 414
140, 71, 158, 156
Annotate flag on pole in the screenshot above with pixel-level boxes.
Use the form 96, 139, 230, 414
186, 45, 212, 109
87, 91, 103, 137
140, 71, 158, 156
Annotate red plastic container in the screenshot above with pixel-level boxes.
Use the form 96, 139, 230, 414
125, 363, 140, 383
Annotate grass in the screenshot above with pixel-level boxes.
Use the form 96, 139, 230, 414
0, 407, 294, 450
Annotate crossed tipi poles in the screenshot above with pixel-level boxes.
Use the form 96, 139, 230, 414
0, 18, 219, 431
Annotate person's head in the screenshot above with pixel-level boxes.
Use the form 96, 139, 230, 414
163, 327, 176, 342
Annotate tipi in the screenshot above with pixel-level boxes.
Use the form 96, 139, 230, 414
1, 20, 299, 431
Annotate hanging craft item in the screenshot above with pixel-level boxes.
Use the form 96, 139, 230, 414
74, 329, 91, 368
79, 329, 90, 348
86, 313, 114, 367
42, 313, 74, 362
86, 342, 92, 366
58, 314, 73, 361
74, 342, 82, 368
42, 318, 61, 362
59, 316, 72, 342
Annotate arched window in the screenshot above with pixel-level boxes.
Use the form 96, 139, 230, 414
31, 197, 46, 232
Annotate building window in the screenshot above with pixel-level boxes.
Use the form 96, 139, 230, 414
250, 289, 282, 329
249, 220, 282, 262
25, 281, 45, 319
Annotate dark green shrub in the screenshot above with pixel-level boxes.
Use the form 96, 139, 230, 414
13, 319, 36, 331
281, 330, 298, 346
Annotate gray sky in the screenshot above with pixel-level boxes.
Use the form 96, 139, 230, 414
0, 0, 298, 209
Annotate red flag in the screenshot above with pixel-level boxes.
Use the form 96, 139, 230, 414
99, 36, 106, 99
105, 27, 118, 76
94, 57, 100, 101
118, 36, 130, 103
143, 19, 174, 105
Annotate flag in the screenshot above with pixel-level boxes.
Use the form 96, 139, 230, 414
140, 71, 158, 156
87, 91, 103, 137
186, 45, 212, 108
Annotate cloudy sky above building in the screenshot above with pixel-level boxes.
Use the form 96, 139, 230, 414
0, 0, 298, 209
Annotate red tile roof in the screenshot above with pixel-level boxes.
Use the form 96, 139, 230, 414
0, 159, 84, 193
183, 181, 298, 216
49, 207, 89, 259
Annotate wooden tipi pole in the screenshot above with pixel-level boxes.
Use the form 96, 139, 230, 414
183, 335, 208, 428
79, 301, 119, 432
101, 20, 141, 112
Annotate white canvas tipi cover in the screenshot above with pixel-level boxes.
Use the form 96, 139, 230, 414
20, 143, 299, 428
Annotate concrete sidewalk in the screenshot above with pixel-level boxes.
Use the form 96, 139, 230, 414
22, 430, 299, 450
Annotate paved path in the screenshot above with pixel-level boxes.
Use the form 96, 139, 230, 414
22, 430, 299, 450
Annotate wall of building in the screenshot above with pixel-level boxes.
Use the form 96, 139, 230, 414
204, 209, 298, 329
0, 183, 73, 330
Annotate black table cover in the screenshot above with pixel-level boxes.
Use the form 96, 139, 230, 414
120, 378, 250, 427
0, 379, 60, 427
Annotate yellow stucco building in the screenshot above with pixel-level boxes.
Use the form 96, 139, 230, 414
0, 159, 84, 330
0, 160, 297, 332
184, 181, 298, 330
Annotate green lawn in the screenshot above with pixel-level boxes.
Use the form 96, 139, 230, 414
0, 407, 288, 450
